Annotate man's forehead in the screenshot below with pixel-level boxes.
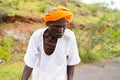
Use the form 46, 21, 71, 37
46, 18, 67, 26
52, 22, 67, 26
51, 20, 67, 25
52, 18, 67, 23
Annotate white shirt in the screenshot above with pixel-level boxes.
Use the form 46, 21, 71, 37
24, 28, 80, 80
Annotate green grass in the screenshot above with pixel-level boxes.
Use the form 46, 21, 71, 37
73, 23, 120, 63
0, 0, 120, 63
0, 62, 24, 80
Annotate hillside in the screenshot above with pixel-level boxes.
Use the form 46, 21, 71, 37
0, 0, 120, 79
0, 0, 120, 62
1, 0, 119, 24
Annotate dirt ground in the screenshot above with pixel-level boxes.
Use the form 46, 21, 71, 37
74, 57, 120, 80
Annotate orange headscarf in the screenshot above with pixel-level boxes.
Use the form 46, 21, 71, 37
45, 6, 73, 22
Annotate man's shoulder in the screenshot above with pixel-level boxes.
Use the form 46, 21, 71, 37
63, 29, 75, 40
34, 28, 46, 33
32, 28, 46, 36
30, 28, 46, 40
65, 28, 73, 34
64, 29, 74, 36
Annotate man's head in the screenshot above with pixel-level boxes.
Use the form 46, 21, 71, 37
46, 18, 67, 38
44, 6, 73, 38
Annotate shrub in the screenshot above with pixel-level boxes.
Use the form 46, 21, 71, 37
0, 37, 13, 62
74, 15, 120, 62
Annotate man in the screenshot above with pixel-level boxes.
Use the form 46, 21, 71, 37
22, 6, 80, 80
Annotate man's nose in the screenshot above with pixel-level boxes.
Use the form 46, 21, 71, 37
58, 28, 64, 33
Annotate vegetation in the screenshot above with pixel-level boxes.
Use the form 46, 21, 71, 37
0, 0, 120, 62
0, 62, 24, 80
74, 15, 120, 62
0, 0, 120, 61
0, 37, 13, 62
0, 0, 120, 79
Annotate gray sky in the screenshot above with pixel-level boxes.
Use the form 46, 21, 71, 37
80, 0, 120, 10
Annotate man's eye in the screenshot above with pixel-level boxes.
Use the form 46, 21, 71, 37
53, 25, 66, 28
53, 25, 60, 28
53, 25, 57, 27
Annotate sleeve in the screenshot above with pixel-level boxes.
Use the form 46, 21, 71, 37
24, 31, 39, 68
67, 33, 81, 66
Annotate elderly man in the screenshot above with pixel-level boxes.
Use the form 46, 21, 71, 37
22, 6, 80, 80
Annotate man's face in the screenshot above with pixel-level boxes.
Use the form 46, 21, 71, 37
47, 19, 67, 38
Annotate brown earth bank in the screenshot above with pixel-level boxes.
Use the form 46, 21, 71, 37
0, 22, 43, 63
0, 14, 87, 30
0, 22, 43, 39
74, 57, 120, 80
0, 14, 44, 24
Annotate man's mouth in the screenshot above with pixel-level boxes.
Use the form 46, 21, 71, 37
56, 34, 63, 38
56, 33, 63, 36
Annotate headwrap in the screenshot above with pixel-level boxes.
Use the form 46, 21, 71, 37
45, 6, 73, 22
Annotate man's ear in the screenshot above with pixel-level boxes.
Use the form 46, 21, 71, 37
46, 22, 51, 26
46, 22, 49, 26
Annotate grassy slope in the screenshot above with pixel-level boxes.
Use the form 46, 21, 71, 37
0, 62, 24, 80
0, 0, 120, 79
0, 0, 108, 23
